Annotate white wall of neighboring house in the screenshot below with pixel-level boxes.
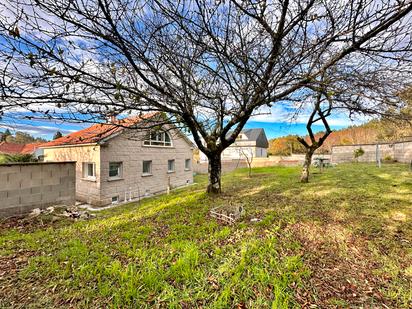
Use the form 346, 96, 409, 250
199, 150, 208, 162
199, 145, 267, 162
196, 129, 268, 162
255, 147, 267, 158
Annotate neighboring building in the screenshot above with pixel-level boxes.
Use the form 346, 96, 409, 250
40, 114, 194, 206
0, 142, 44, 159
198, 128, 269, 162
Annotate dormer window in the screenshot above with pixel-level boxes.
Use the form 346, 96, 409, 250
144, 130, 172, 147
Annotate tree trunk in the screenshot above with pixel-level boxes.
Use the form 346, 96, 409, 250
207, 152, 222, 194
301, 149, 314, 183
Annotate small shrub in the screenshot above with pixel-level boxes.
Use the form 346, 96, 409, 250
0, 153, 36, 163
353, 147, 365, 161
383, 155, 393, 162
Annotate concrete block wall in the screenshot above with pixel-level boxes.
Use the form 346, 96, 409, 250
392, 141, 412, 163
331, 141, 412, 164
43, 145, 101, 205
0, 162, 76, 217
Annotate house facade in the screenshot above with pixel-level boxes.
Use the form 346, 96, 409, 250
41, 115, 194, 206
199, 128, 269, 162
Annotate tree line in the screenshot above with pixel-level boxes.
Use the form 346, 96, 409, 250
268, 118, 412, 157
0, 129, 63, 143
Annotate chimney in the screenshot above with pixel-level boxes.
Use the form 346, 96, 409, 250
106, 113, 117, 123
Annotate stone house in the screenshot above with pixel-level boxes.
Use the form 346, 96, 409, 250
199, 128, 269, 162
40, 114, 194, 206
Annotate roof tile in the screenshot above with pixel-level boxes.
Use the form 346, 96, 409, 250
0, 142, 41, 154
41, 112, 159, 148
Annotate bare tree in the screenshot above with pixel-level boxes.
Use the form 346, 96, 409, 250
297, 90, 333, 183
238, 147, 254, 178
0, 0, 412, 193
296, 66, 411, 183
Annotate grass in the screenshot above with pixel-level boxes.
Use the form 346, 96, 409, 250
0, 164, 411, 308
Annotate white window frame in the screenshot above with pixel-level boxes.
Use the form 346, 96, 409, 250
167, 159, 175, 173
142, 160, 152, 176
185, 159, 191, 171
82, 162, 96, 180
143, 130, 172, 147
111, 196, 119, 204
109, 161, 123, 179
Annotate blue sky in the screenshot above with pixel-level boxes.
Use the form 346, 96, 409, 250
243, 121, 346, 139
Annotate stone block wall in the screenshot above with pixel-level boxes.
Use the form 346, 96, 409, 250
0, 161, 76, 217
99, 130, 194, 206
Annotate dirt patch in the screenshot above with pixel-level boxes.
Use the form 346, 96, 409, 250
0, 214, 65, 233
0, 250, 36, 279
288, 222, 392, 308
0, 206, 94, 234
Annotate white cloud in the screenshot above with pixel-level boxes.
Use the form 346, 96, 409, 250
0, 123, 77, 136
250, 104, 368, 127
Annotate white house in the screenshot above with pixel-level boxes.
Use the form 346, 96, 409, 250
199, 128, 269, 161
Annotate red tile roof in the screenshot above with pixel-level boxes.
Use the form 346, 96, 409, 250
41, 112, 159, 148
0, 142, 42, 154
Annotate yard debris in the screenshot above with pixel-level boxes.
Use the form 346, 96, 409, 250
28, 207, 54, 217
287, 222, 395, 308
28, 208, 41, 217
61, 206, 95, 220
27, 205, 94, 221
250, 218, 261, 223
207, 276, 219, 290
210, 205, 244, 225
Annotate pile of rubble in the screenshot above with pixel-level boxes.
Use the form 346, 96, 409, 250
29, 206, 95, 220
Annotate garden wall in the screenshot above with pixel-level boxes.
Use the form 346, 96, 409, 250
193, 160, 248, 174
193, 154, 331, 174
331, 141, 412, 164
0, 161, 76, 217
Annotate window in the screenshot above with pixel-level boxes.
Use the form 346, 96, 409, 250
167, 159, 175, 173
111, 196, 119, 204
82, 162, 95, 179
142, 160, 152, 175
185, 159, 191, 170
143, 130, 172, 147
109, 162, 122, 178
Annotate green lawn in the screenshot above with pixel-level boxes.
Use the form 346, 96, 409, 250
1, 164, 411, 308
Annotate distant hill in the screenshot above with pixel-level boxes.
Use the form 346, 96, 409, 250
268, 119, 412, 155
